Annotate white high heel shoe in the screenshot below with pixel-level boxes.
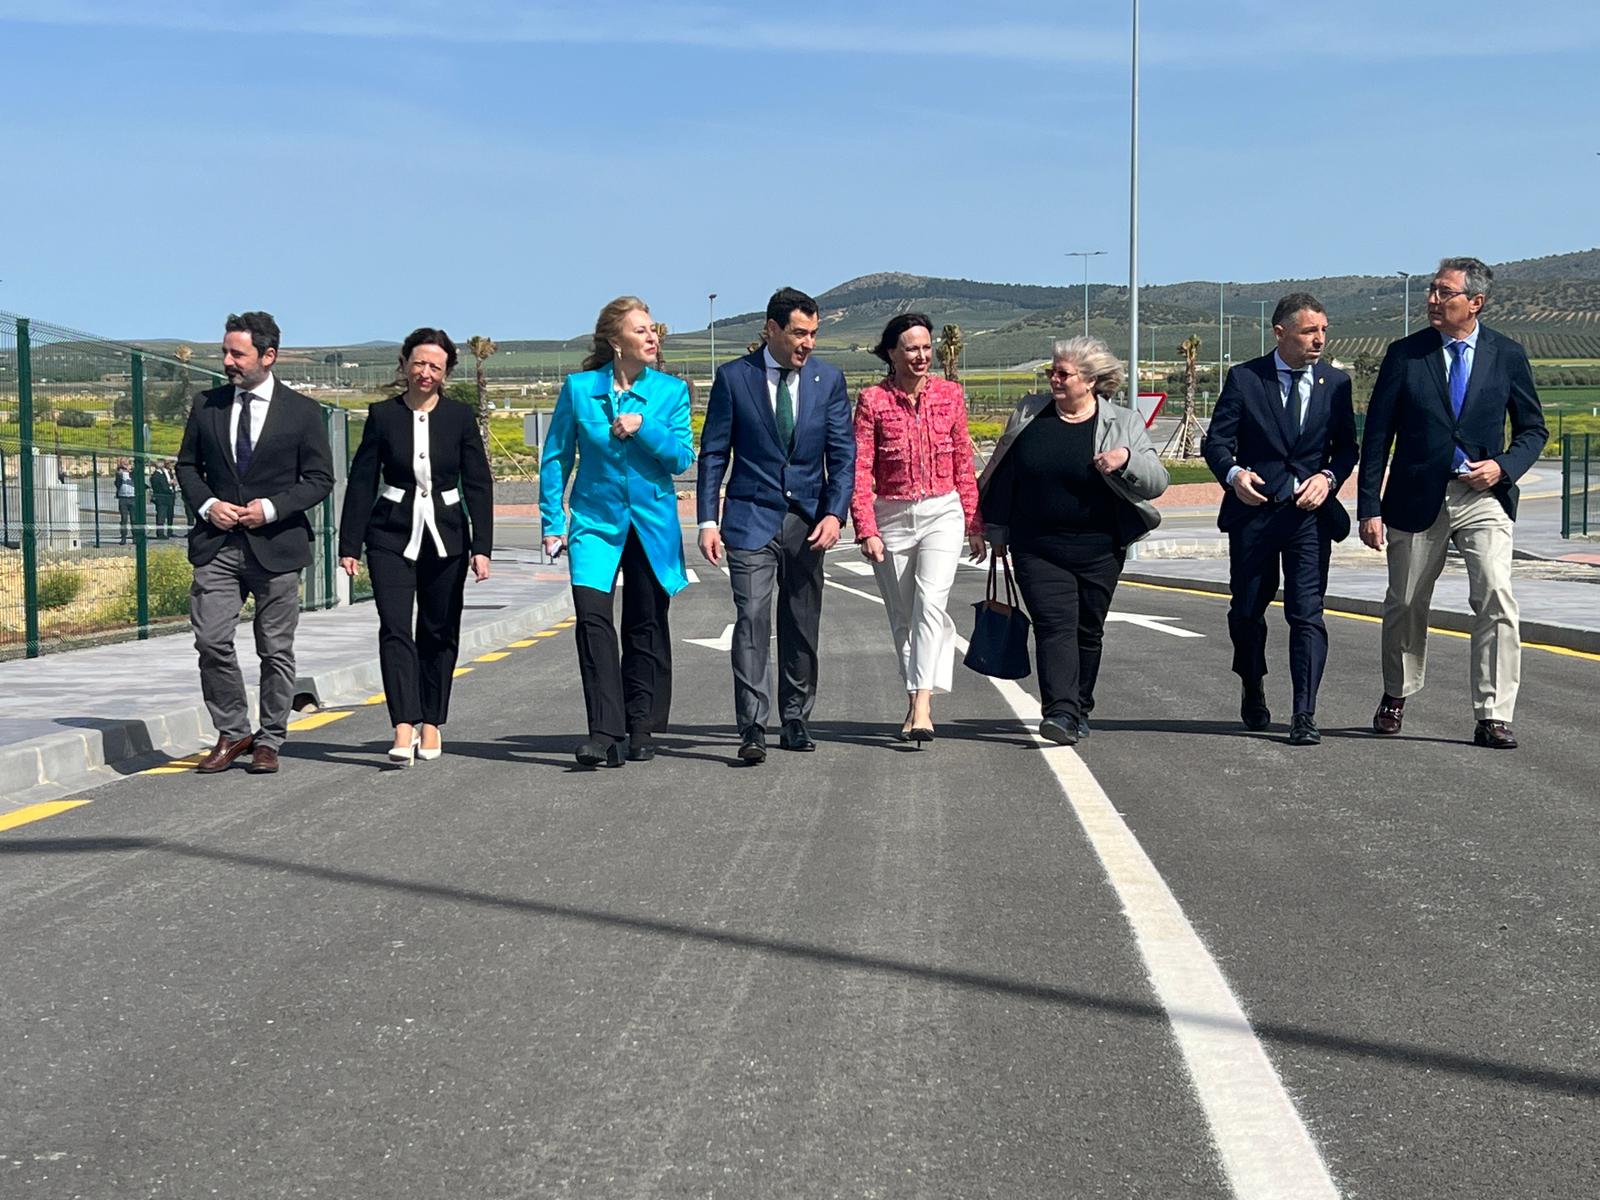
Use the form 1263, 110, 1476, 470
416, 731, 443, 762
387, 730, 420, 766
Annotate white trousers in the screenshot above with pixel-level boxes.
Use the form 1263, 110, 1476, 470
1381, 478, 1520, 720
869, 492, 965, 694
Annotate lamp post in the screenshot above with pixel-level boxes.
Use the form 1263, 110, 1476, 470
707, 293, 717, 385
1395, 271, 1411, 337
1255, 299, 1269, 356
1127, 0, 1140, 399
1065, 250, 1106, 338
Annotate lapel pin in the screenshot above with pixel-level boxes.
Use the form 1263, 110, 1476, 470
1318, 376, 1325, 385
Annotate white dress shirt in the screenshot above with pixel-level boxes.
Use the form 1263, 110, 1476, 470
201, 373, 278, 524
1441, 323, 1479, 474
763, 346, 800, 415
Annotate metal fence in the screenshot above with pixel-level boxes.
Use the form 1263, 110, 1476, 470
1561, 433, 1596, 538
0, 312, 346, 660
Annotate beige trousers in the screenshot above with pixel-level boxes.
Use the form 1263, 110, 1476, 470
1381, 479, 1520, 720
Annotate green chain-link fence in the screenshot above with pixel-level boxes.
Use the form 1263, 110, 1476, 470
0, 312, 346, 659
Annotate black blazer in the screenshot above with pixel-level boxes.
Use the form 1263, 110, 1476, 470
338, 395, 494, 560
176, 380, 335, 572
1204, 353, 1359, 542
1358, 324, 1547, 532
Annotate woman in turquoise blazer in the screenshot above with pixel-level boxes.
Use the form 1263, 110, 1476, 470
540, 296, 695, 768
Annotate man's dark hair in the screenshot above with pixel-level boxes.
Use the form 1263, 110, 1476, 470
224, 311, 281, 355
765, 287, 819, 329
1438, 256, 1493, 301
1271, 292, 1325, 329
871, 312, 933, 366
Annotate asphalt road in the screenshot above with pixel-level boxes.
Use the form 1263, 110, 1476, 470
2, 529, 1595, 1199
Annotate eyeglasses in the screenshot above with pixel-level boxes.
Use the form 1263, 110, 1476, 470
1048, 368, 1081, 381
1425, 284, 1475, 301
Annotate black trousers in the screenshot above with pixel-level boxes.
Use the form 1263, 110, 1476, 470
368, 541, 469, 727
1226, 504, 1332, 715
572, 527, 672, 744
1012, 536, 1125, 722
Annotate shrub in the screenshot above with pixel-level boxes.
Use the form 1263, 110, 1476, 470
57, 409, 96, 429
37, 566, 86, 610
104, 546, 193, 622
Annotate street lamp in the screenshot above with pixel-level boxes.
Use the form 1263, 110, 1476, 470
708, 293, 717, 384
1065, 250, 1106, 338
1255, 299, 1269, 356
1395, 271, 1411, 337
1127, 0, 1140, 398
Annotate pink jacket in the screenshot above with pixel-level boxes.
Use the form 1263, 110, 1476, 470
850, 376, 981, 540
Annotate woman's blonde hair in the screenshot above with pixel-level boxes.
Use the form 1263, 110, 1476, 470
581, 295, 650, 371
1050, 335, 1126, 398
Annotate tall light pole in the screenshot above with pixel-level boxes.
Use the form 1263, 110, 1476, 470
707, 293, 717, 384
1066, 250, 1106, 338
1255, 299, 1269, 356
1127, 0, 1140, 400
1217, 281, 1225, 389
1395, 271, 1411, 337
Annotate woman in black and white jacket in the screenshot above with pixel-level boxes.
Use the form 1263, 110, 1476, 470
339, 327, 494, 765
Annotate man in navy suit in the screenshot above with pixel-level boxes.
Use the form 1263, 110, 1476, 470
697, 287, 856, 763
1205, 293, 1358, 746
1359, 257, 1547, 749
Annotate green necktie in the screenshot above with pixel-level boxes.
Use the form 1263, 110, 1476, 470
776, 367, 795, 453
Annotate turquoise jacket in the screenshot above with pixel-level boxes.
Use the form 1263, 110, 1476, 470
539, 365, 695, 595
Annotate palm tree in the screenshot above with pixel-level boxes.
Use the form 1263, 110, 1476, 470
938, 324, 964, 381
1178, 334, 1203, 458
468, 335, 497, 448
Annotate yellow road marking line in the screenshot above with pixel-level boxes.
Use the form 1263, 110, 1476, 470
288, 711, 354, 732
507, 639, 538, 648
1124, 580, 1598, 660
533, 630, 561, 638
363, 693, 386, 705
475, 651, 511, 662
453, 667, 474, 677
0, 800, 91, 832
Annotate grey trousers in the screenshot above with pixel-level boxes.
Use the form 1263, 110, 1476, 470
726, 512, 825, 732
190, 540, 303, 748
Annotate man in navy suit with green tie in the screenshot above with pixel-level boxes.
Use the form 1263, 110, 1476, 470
1204, 293, 1358, 746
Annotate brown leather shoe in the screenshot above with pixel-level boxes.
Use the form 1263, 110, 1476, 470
1473, 720, 1518, 750
247, 744, 280, 774
196, 734, 253, 774
1372, 693, 1405, 735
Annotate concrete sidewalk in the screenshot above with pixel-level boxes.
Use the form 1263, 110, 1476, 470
0, 549, 572, 810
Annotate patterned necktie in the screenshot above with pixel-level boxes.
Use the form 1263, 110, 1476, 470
1286, 369, 1305, 435
775, 368, 795, 453
235, 391, 254, 474
1448, 340, 1470, 471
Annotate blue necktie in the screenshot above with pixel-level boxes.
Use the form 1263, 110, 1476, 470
1448, 340, 1469, 471
235, 392, 254, 474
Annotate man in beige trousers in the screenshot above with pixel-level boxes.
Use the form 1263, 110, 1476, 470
1357, 257, 1548, 749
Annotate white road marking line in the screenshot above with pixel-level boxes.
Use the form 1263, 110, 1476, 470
823, 575, 1341, 1198
833, 561, 876, 577
1104, 613, 1205, 638
684, 623, 735, 652
685, 568, 700, 584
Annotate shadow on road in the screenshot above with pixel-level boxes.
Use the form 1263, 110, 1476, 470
3, 831, 1595, 1100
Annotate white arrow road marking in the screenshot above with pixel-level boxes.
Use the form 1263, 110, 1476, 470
1106, 613, 1205, 638
684, 623, 734, 652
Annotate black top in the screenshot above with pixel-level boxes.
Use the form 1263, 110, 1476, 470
982, 409, 1125, 548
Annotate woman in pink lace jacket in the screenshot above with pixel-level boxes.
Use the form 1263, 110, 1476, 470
851, 313, 986, 743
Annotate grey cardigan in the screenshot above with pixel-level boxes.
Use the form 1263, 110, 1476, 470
976, 393, 1169, 545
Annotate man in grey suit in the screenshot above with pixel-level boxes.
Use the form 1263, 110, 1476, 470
176, 312, 334, 775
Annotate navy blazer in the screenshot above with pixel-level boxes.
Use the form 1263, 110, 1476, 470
696, 349, 856, 551
1358, 324, 1547, 531
1204, 353, 1359, 542
176, 380, 335, 573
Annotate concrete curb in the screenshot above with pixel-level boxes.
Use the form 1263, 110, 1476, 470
1121, 569, 1600, 656
0, 592, 574, 809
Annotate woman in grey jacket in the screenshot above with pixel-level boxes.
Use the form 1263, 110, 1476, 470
979, 336, 1168, 745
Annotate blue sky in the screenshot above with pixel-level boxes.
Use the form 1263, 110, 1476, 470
1, 1, 1596, 344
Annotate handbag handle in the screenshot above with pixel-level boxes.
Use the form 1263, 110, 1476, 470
986, 555, 1020, 607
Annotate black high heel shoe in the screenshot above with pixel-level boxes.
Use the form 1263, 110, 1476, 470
908, 725, 935, 747
574, 738, 625, 768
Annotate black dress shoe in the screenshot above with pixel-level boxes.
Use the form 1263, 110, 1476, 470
1240, 680, 1271, 732
1039, 717, 1079, 746
1288, 713, 1321, 746
627, 741, 657, 763
574, 738, 625, 768
778, 719, 816, 752
738, 726, 767, 764
1074, 714, 1091, 739
1473, 719, 1518, 750
1372, 693, 1405, 735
